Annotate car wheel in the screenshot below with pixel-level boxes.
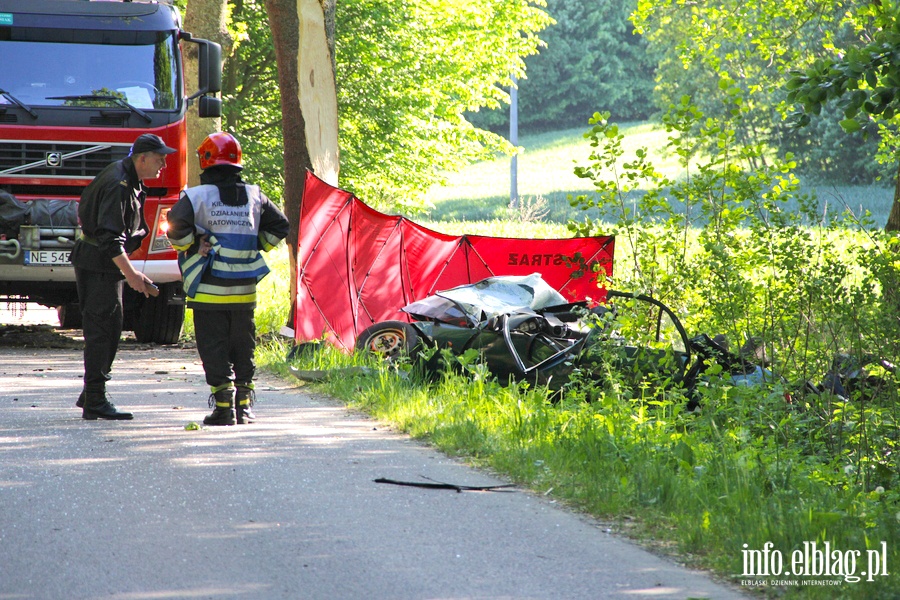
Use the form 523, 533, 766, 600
128, 284, 185, 344
355, 321, 421, 361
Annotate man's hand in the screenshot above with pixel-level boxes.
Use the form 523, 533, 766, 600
198, 234, 213, 257
113, 254, 159, 298
124, 271, 159, 298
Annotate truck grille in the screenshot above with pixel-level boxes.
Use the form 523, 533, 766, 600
0, 141, 131, 179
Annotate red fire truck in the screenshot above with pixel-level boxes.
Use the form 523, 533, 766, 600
0, 0, 222, 343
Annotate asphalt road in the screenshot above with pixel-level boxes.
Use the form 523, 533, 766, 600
0, 340, 748, 600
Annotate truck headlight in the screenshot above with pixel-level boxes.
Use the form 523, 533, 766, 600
150, 206, 174, 253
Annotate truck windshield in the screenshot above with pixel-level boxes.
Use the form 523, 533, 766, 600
0, 29, 179, 111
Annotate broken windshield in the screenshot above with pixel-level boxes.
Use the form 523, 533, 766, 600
402, 274, 569, 326
0, 28, 179, 110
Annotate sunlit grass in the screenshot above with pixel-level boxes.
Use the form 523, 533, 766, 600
269, 344, 899, 600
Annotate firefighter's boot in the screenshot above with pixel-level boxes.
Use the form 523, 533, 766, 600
203, 385, 236, 426
235, 383, 256, 424
81, 390, 133, 420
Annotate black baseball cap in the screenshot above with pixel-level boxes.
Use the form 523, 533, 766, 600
130, 133, 177, 156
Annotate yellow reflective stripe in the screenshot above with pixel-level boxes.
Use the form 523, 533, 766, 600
259, 231, 282, 251
188, 291, 257, 304
217, 246, 258, 259
171, 241, 193, 252
168, 233, 194, 249
195, 282, 257, 295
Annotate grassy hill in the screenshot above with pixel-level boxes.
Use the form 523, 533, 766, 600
424, 122, 895, 232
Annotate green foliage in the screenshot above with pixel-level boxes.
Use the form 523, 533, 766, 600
633, 0, 890, 188
469, 0, 658, 133
557, 89, 900, 593
785, 4, 900, 126
222, 0, 551, 212
775, 102, 891, 184
577, 96, 898, 393
784, 2, 900, 186
215, 0, 899, 206
335, 0, 552, 211
222, 0, 284, 204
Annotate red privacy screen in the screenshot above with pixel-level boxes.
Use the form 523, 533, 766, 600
293, 171, 614, 350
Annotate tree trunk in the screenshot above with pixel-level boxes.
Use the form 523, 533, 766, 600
265, 0, 339, 332
183, 0, 232, 187
887, 160, 900, 232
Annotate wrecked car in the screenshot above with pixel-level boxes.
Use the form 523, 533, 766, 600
354, 274, 772, 399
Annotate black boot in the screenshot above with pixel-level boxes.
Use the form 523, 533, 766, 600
82, 391, 133, 421
75, 390, 85, 408
203, 386, 236, 426
236, 383, 256, 424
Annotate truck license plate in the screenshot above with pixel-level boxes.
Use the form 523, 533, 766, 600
25, 250, 71, 266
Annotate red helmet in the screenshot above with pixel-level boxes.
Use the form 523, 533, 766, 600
197, 132, 242, 170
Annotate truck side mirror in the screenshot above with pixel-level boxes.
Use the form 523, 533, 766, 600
196, 40, 222, 94
185, 37, 223, 112
198, 95, 222, 119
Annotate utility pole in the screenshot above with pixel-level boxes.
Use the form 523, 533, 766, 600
509, 74, 518, 209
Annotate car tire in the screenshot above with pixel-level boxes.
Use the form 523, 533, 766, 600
130, 284, 184, 344
355, 321, 421, 361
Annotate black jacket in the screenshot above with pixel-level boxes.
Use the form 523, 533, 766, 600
70, 156, 148, 272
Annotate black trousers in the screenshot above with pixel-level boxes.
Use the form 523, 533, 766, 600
193, 309, 256, 388
75, 267, 124, 394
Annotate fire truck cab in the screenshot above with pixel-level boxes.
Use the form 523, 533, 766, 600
0, 0, 222, 343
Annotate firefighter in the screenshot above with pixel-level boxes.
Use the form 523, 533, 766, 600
71, 133, 172, 420
167, 132, 289, 425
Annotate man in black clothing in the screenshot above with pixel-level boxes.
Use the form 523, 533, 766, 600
70, 133, 173, 420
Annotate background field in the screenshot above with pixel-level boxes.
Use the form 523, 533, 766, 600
423, 122, 896, 233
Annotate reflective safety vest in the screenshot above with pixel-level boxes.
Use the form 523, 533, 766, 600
177, 184, 271, 302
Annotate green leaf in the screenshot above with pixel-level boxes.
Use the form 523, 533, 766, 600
839, 118, 862, 133
866, 70, 878, 88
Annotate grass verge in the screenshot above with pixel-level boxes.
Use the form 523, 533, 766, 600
257, 337, 899, 600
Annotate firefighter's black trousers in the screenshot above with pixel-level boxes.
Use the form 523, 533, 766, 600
75, 267, 124, 394
193, 308, 256, 389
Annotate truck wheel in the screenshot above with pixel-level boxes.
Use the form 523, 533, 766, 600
56, 302, 83, 329
131, 284, 185, 344
355, 321, 421, 361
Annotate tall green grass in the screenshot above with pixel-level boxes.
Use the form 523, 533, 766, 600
259, 340, 900, 600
